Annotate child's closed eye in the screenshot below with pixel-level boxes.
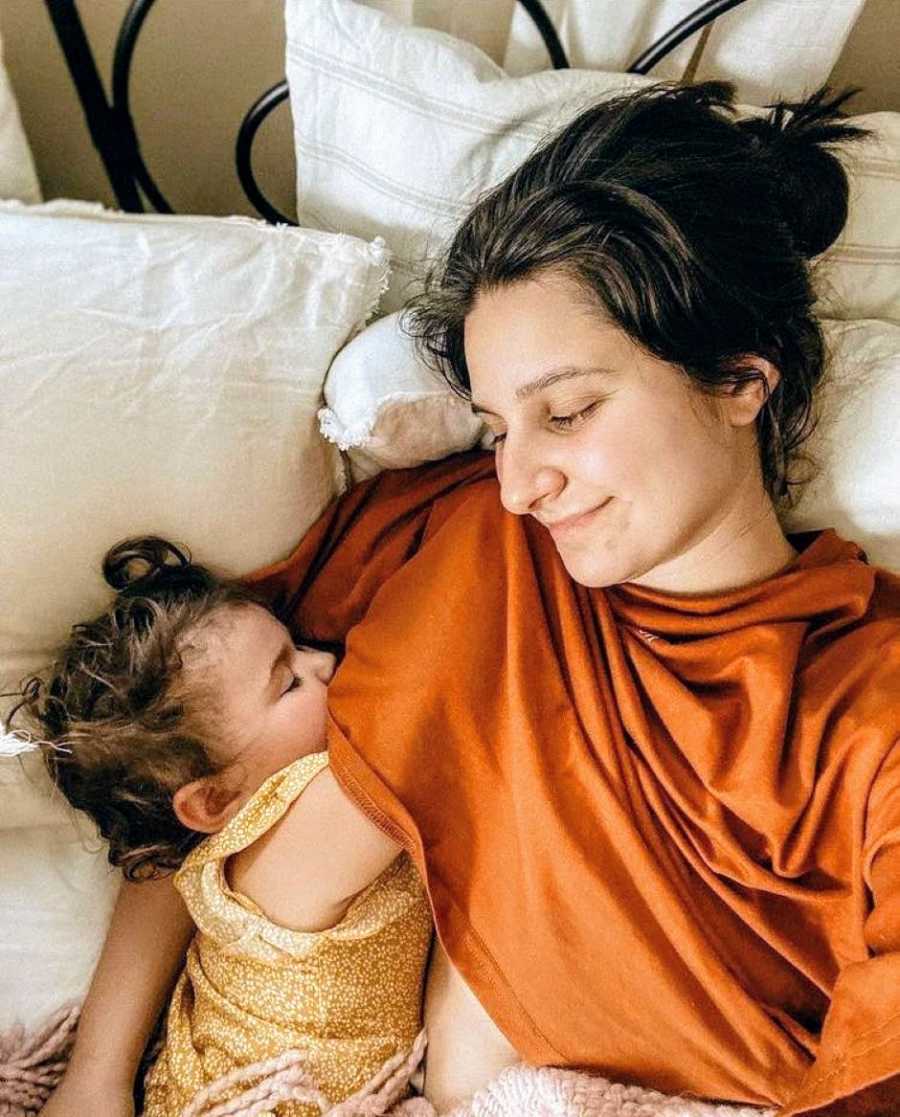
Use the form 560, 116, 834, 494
282, 673, 302, 697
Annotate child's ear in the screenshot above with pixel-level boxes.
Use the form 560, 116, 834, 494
173, 774, 243, 834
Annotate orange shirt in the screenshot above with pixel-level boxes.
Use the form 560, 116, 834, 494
247, 451, 900, 1116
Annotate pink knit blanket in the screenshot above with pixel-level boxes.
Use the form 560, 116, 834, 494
0, 1006, 773, 1117
440, 1065, 773, 1117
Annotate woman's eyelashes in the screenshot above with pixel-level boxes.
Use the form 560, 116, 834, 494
550, 400, 602, 430
487, 400, 603, 446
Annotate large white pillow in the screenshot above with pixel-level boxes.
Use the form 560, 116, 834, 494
0, 200, 390, 698
318, 311, 900, 572
0, 200, 389, 1033
286, 0, 899, 322
781, 318, 900, 570
0, 740, 119, 1038
286, 0, 649, 314
504, 0, 866, 107
816, 113, 900, 324
0, 30, 41, 203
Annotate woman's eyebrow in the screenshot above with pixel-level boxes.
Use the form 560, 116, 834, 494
470, 366, 614, 415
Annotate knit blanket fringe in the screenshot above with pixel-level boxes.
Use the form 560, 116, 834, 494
0, 1006, 774, 1117
440, 1066, 774, 1117
0, 1003, 79, 1117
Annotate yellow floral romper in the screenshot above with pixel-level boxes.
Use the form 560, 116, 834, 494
143, 752, 432, 1116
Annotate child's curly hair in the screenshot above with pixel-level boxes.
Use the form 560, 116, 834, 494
13, 537, 264, 881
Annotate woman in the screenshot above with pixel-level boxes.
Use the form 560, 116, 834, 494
44, 83, 899, 1115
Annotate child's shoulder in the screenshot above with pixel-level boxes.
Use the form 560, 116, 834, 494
178, 751, 328, 878
226, 758, 402, 935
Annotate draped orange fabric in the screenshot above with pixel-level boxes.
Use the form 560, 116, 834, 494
246, 451, 900, 1116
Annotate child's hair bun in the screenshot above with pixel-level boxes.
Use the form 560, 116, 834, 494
737, 87, 867, 259
103, 536, 215, 598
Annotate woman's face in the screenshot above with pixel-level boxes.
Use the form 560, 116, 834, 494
464, 271, 767, 592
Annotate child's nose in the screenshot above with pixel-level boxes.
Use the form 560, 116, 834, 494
299, 647, 336, 683
318, 651, 337, 683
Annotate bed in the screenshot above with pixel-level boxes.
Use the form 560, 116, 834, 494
0, 1, 898, 1113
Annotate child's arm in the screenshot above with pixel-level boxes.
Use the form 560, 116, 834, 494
228, 765, 403, 932
41, 874, 194, 1116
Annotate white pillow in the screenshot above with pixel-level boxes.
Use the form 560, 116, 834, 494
0, 200, 389, 1033
286, 0, 650, 315
0, 200, 390, 699
318, 311, 484, 481
0, 739, 119, 1036
0, 30, 41, 203
504, 0, 866, 107
318, 311, 899, 572
286, 0, 899, 322
781, 319, 900, 570
816, 113, 900, 324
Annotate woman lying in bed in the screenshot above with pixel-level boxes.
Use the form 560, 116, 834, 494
44, 82, 899, 1116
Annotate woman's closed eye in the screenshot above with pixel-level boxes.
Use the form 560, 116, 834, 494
486, 399, 607, 446
549, 400, 603, 430
488, 401, 602, 446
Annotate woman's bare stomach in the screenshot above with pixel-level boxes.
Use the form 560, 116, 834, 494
422, 942, 519, 1110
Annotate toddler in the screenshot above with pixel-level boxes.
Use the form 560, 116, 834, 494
19, 537, 432, 1116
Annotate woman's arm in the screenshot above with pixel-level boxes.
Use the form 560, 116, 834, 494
229, 766, 402, 932
42, 874, 193, 1116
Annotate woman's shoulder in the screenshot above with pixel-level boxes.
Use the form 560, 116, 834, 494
790, 527, 900, 617
801, 540, 900, 729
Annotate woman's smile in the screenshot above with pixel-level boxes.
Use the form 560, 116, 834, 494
463, 273, 798, 593
543, 498, 613, 539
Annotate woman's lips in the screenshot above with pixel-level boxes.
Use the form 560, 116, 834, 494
545, 498, 612, 538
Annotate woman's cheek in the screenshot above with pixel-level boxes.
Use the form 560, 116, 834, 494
573, 435, 619, 490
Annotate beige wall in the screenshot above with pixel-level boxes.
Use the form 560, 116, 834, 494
829, 0, 900, 114
2, 0, 898, 220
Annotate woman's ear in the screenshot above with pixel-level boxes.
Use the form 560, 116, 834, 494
721, 357, 781, 427
173, 774, 243, 834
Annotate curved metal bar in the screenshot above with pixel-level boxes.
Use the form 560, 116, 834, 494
111, 0, 172, 213
49, 0, 755, 222
628, 0, 749, 74
43, 0, 142, 211
236, 82, 296, 226
517, 0, 569, 69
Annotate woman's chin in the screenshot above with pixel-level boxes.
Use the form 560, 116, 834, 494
555, 543, 635, 590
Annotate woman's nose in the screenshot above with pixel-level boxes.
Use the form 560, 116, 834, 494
496, 432, 563, 516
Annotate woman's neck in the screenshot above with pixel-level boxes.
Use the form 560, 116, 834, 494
629, 492, 799, 598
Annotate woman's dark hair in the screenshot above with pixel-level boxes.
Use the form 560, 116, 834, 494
404, 81, 867, 502
12, 537, 265, 880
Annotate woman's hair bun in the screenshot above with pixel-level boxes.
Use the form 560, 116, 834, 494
738, 86, 868, 258
103, 536, 214, 597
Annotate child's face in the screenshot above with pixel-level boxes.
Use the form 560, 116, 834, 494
202, 604, 336, 801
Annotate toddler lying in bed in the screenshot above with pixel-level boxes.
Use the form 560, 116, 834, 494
20, 537, 432, 1116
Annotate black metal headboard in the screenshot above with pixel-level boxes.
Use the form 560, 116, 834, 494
43, 0, 752, 224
